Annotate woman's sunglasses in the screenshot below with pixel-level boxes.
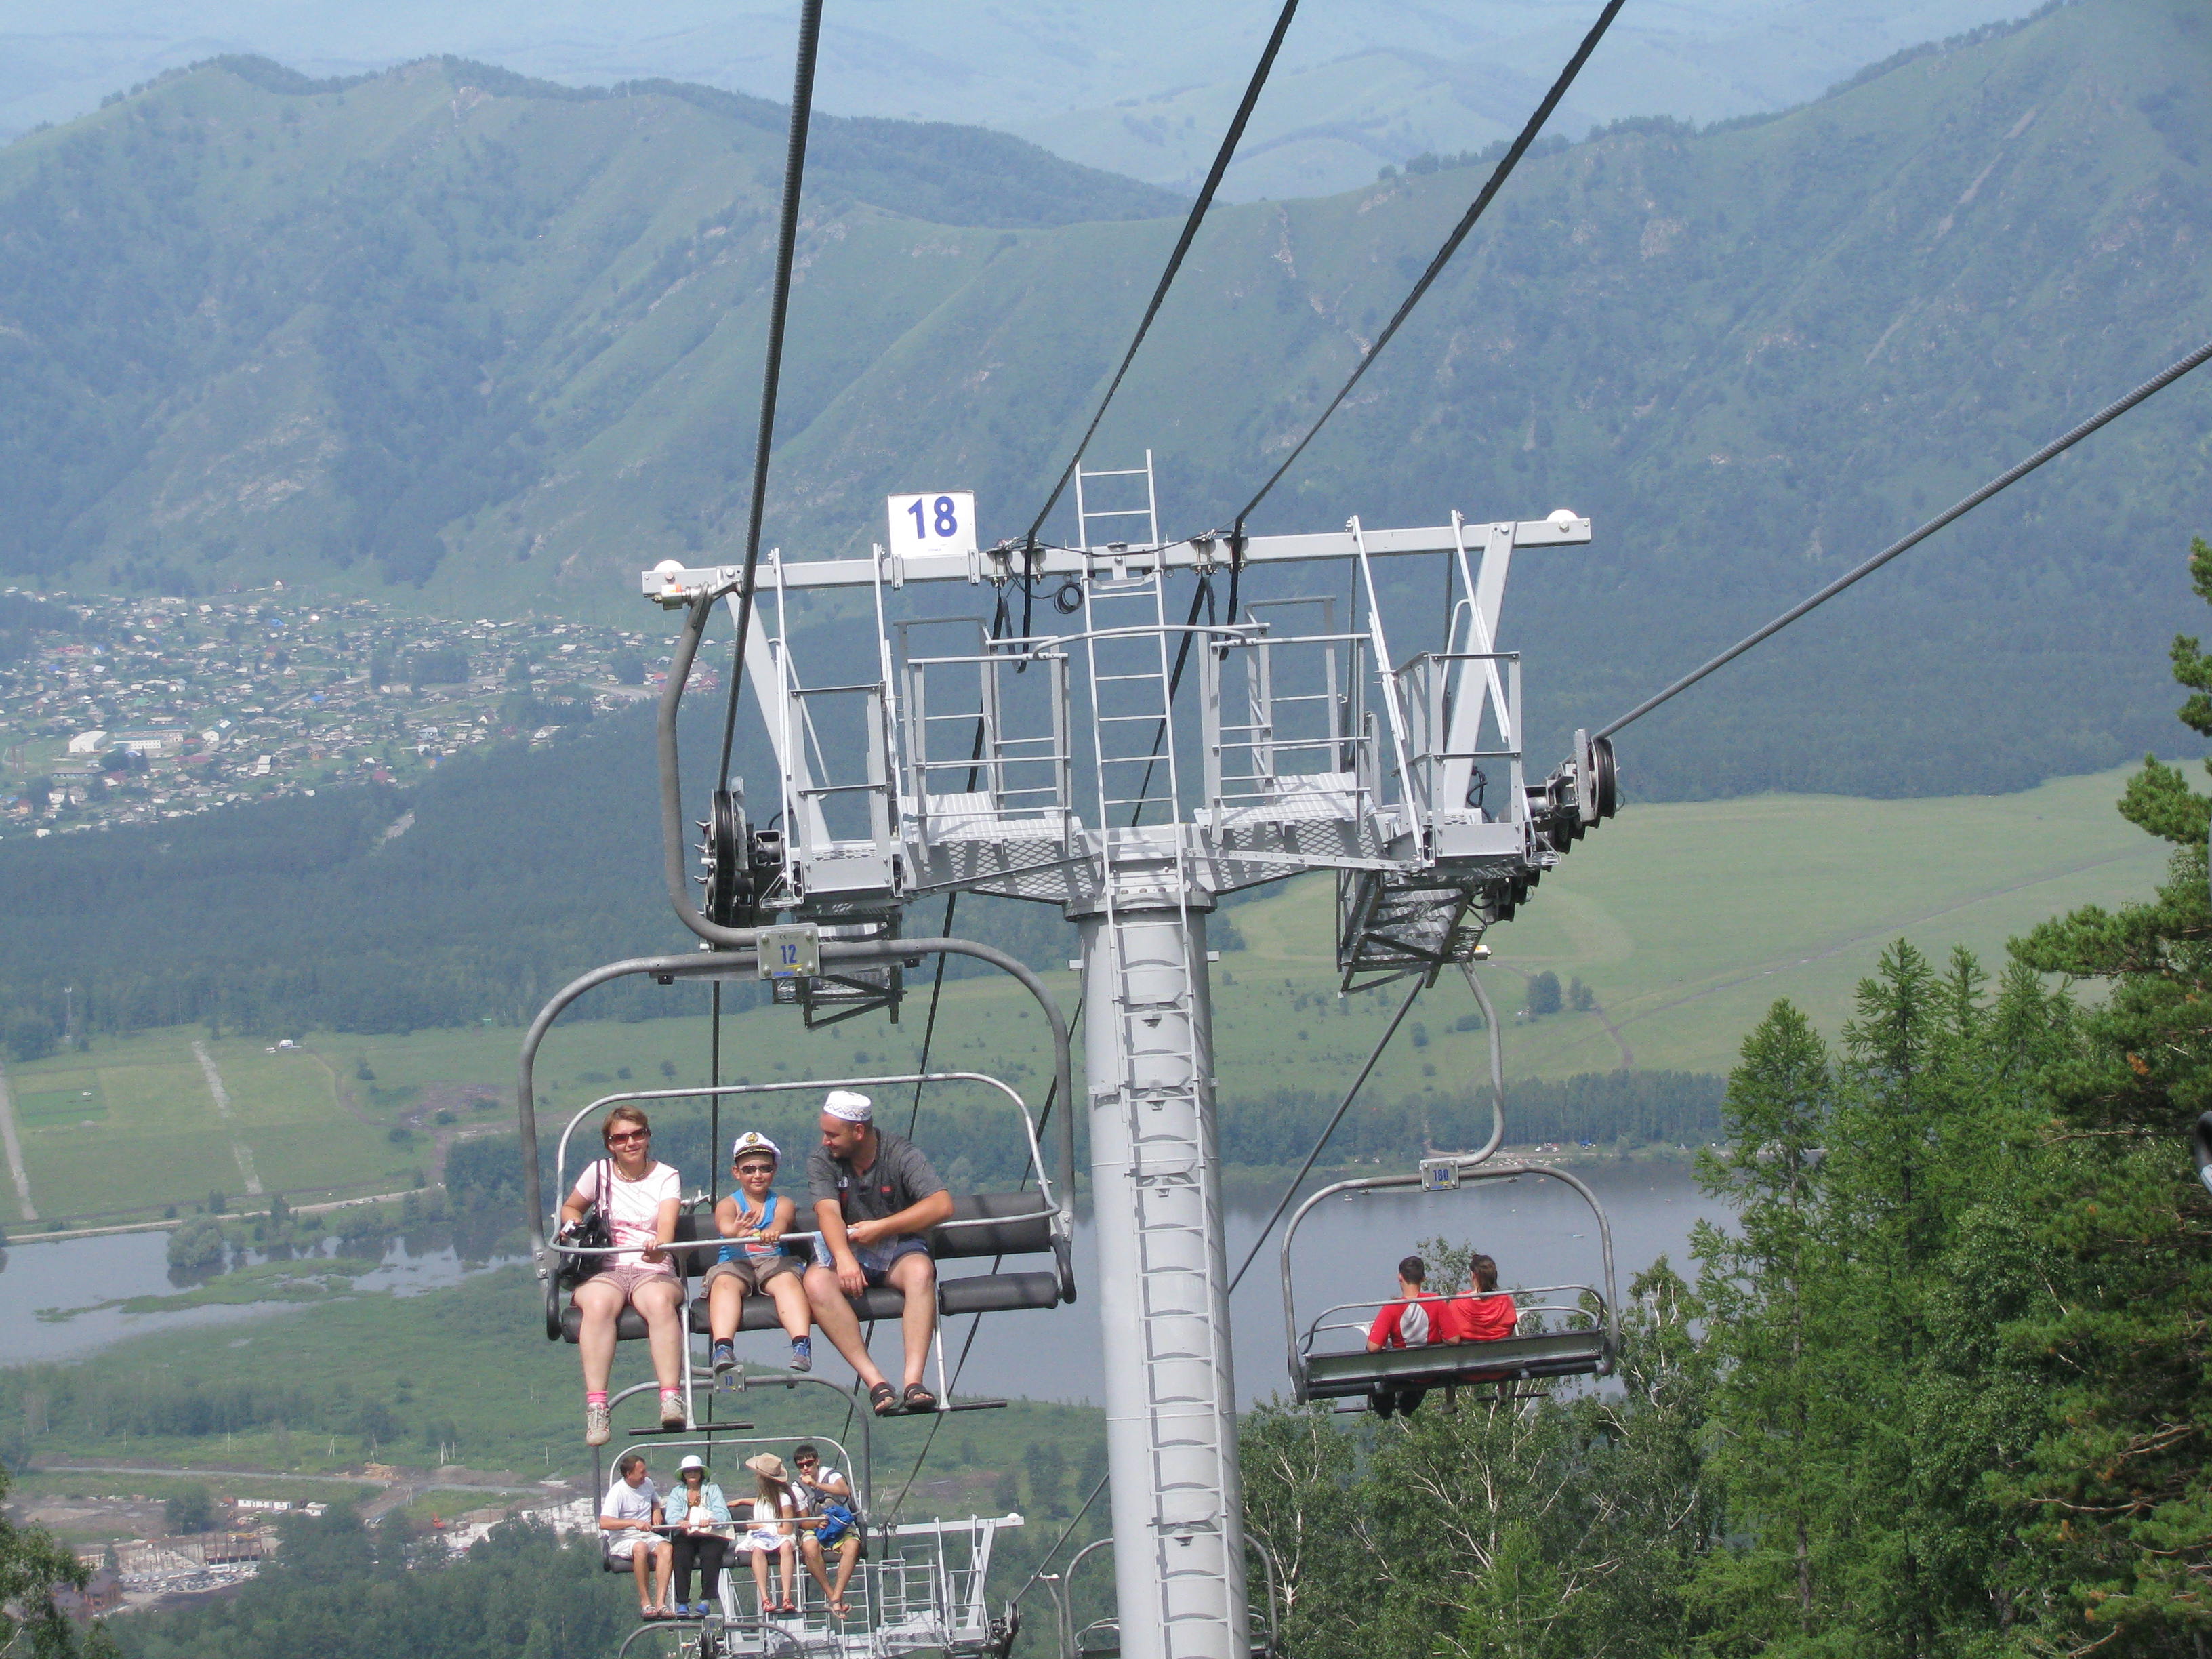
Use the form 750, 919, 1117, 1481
607, 1128, 651, 1146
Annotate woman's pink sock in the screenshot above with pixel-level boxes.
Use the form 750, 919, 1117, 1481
587, 1390, 607, 1406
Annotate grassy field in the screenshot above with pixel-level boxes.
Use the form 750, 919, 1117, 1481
1, 1264, 1105, 1529
0, 764, 2170, 1227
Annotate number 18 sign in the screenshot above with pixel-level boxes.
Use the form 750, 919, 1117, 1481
886, 491, 978, 562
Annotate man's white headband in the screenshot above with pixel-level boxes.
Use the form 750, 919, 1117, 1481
823, 1090, 873, 1123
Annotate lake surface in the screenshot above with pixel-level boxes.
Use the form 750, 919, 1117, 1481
0, 1230, 490, 1364
0, 1160, 1727, 1405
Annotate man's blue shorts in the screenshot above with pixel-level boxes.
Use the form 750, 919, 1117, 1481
814, 1235, 931, 1284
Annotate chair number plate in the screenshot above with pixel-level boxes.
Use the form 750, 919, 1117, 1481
758, 924, 821, 981
886, 491, 978, 561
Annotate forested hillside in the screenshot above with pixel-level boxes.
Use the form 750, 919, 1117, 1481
1243, 610, 2212, 1656
0, 0, 2207, 798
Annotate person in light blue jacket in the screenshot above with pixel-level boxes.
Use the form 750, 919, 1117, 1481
668, 1454, 734, 1616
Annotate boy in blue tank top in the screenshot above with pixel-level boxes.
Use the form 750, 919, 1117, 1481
705, 1132, 815, 1373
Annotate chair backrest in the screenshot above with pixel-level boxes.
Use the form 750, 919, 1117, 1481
926, 1191, 1056, 1261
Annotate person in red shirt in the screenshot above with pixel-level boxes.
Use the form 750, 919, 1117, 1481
1364, 1254, 1452, 1418
1450, 1252, 1520, 1385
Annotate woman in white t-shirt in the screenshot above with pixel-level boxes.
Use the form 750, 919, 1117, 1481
560, 1103, 685, 1446
735, 1452, 808, 1618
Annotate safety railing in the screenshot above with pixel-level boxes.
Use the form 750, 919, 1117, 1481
896, 621, 1075, 855
1391, 649, 1527, 830
1200, 617, 1378, 815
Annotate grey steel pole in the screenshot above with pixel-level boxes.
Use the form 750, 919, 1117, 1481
1078, 890, 1248, 1659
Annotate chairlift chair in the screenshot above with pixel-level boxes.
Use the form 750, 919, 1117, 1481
542, 1069, 1076, 1416
515, 931, 1080, 1424
1280, 1156, 1619, 1410
590, 1387, 1021, 1659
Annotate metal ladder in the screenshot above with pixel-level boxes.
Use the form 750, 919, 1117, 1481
1078, 456, 1242, 1652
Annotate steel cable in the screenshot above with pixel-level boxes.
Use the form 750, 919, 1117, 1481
1227, 978, 1425, 1294
714, 0, 826, 789
1018, 0, 1305, 640
1596, 335, 2212, 739
1010, 1473, 1111, 1609
1227, 0, 1628, 541
882, 994, 1081, 1522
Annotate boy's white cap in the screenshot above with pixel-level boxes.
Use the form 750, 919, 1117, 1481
730, 1131, 781, 1163
823, 1089, 873, 1122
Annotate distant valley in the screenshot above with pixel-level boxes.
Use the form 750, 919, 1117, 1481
1, 0, 2206, 800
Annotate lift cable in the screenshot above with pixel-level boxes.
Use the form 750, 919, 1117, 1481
882, 997, 1082, 1521
1225, 978, 1425, 1294
1017, 0, 1305, 641
1125, 571, 1216, 825
703, 0, 824, 1206
1010, 1472, 1112, 1610
1595, 335, 2212, 741
1226, 0, 1626, 544
713, 0, 826, 791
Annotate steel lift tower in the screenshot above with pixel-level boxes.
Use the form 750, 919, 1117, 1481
643, 460, 1614, 1659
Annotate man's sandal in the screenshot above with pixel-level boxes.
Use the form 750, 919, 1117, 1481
901, 1382, 938, 1414
869, 1381, 901, 1416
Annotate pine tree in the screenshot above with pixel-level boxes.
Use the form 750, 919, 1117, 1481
2002, 537, 2212, 1649
1689, 1000, 1841, 1650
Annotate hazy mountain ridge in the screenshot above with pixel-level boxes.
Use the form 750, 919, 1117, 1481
0, 0, 2049, 199
1, 0, 2207, 798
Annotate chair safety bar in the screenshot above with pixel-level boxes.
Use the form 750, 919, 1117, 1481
550, 1070, 1059, 1234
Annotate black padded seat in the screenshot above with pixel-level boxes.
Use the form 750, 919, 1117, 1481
1301, 1330, 1612, 1400
672, 1191, 1071, 1338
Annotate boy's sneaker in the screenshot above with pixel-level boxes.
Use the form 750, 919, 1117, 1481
711, 1340, 736, 1374
659, 1391, 687, 1429
789, 1336, 813, 1373
584, 1401, 611, 1446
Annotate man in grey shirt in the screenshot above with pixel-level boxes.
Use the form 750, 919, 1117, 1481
802, 1089, 954, 1415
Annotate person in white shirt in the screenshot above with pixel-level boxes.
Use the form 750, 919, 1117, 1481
560, 1105, 686, 1446
735, 1452, 807, 1618
600, 1452, 675, 1618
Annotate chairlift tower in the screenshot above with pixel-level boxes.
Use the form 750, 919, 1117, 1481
642, 456, 1612, 1659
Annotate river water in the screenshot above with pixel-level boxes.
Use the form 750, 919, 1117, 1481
0, 1160, 1725, 1404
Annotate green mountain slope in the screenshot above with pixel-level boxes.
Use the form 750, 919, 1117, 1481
1, 0, 2208, 797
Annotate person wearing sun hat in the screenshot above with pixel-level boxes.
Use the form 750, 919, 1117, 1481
802, 1089, 954, 1417
734, 1451, 806, 1617
704, 1130, 813, 1375
668, 1453, 733, 1617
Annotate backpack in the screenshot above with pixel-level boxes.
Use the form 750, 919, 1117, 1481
1399, 1298, 1433, 1345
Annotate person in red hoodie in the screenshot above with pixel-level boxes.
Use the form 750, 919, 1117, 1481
1364, 1254, 1452, 1418
1450, 1253, 1520, 1383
